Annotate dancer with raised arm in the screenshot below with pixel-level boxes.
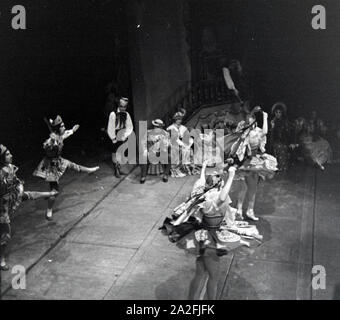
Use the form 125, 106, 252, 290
160, 163, 262, 300
234, 107, 278, 221
1, 145, 57, 270
33, 116, 99, 220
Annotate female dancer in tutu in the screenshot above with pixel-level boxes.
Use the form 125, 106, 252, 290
161, 164, 261, 300
234, 107, 278, 221
1, 145, 57, 270
33, 116, 99, 220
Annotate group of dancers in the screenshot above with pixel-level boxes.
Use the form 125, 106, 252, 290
106, 96, 278, 299
160, 105, 276, 299
1, 92, 334, 305
0, 117, 99, 271
158, 103, 334, 300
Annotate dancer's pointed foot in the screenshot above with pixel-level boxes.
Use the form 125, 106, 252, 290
318, 164, 325, 170
245, 209, 259, 221
0, 258, 9, 271
45, 209, 53, 221
0, 265, 9, 271
114, 164, 121, 178
50, 190, 59, 197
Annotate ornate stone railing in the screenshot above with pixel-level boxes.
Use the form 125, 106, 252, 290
163, 79, 236, 126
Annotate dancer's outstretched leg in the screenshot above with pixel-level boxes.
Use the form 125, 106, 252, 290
188, 256, 207, 300
44, 162, 99, 220
78, 165, 100, 174
235, 180, 246, 220
68, 161, 99, 174
315, 159, 325, 170
245, 173, 259, 221
27, 190, 59, 200
45, 182, 59, 221
204, 251, 220, 300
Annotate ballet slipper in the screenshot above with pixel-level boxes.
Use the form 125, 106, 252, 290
236, 209, 244, 220
45, 209, 53, 221
245, 209, 259, 221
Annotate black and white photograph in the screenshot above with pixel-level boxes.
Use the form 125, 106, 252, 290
1, 0, 340, 303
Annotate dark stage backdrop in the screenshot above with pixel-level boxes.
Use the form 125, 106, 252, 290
1, 0, 340, 164
189, 0, 340, 119
0, 0, 130, 163
126, 0, 191, 124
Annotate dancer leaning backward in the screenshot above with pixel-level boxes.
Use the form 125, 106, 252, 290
33, 116, 99, 220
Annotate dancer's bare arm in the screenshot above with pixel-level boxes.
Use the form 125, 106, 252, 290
200, 160, 208, 180
191, 160, 208, 196
72, 124, 80, 133
63, 125, 79, 139
262, 112, 268, 136
218, 166, 236, 204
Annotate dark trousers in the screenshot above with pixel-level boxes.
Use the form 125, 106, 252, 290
0, 223, 11, 258
49, 182, 59, 191
140, 163, 171, 179
112, 140, 126, 153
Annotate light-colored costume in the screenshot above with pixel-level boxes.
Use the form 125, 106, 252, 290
140, 127, 170, 176
107, 109, 133, 143
1, 164, 34, 246
236, 126, 278, 180
167, 123, 195, 177
161, 181, 261, 257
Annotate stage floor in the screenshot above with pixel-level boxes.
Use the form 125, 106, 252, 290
1, 155, 339, 300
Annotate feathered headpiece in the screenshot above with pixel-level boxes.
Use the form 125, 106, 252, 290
49, 115, 63, 127
0, 144, 9, 165
0, 144, 7, 156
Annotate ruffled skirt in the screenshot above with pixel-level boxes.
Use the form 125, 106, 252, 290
169, 146, 201, 178
161, 217, 262, 257
33, 157, 81, 182
236, 153, 278, 180
170, 164, 201, 178
147, 163, 164, 175
0, 183, 25, 225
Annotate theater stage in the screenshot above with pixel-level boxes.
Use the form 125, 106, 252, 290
1, 154, 339, 299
